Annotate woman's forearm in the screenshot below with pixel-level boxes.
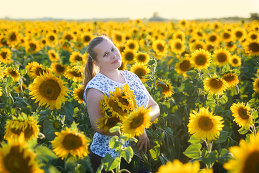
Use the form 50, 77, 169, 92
149, 104, 160, 122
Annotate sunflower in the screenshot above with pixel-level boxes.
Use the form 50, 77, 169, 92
6, 30, 20, 46
121, 106, 151, 137
122, 48, 136, 64
191, 49, 211, 70
247, 31, 258, 41
170, 39, 185, 54
4, 67, 20, 82
152, 39, 168, 57
156, 78, 173, 97
224, 133, 259, 173
130, 63, 150, 82
206, 32, 219, 44
175, 58, 192, 77
4, 114, 40, 141
51, 127, 90, 159
125, 39, 139, 52
0, 87, 2, 96
229, 55, 241, 67
29, 72, 69, 110
65, 66, 83, 82
225, 41, 237, 52
46, 32, 57, 46
51, 62, 66, 76
25, 61, 40, 77
69, 51, 86, 64
173, 31, 185, 41
47, 50, 59, 62
59, 40, 73, 52
222, 72, 239, 88
221, 30, 233, 42
81, 33, 92, 46
205, 43, 215, 52
230, 102, 253, 128
0, 136, 43, 173
157, 159, 200, 173
0, 48, 13, 64
97, 114, 123, 132
135, 52, 150, 64
112, 31, 125, 45
118, 60, 127, 71
233, 27, 246, 41
188, 107, 224, 141
213, 48, 231, 66
245, 41, 259, 56
190, 41, 205, 52
253, 78, 259, 93
14, 83, 27, 93
30, 64, 50, 79
73, 85, 85, 104
204, 77, 227, 95
25, 40, 40, 54
62, 32, 74, 42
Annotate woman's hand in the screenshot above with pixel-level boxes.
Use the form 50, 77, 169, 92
136, 129, 150, 153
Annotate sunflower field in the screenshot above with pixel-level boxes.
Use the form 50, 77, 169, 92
0, 19, 258, 173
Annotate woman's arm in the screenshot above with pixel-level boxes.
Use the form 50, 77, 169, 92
86, 88, 119, 136
144, 87, 160, 122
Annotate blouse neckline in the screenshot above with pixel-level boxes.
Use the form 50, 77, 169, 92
99, 70, 127, 85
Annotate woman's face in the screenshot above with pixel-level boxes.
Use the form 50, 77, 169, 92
93, 39, 122, 71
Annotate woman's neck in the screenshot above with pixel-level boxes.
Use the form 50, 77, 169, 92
100, 69, 121, 81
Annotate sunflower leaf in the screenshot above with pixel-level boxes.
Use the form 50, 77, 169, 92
215, 130, 229, 143
188, 135, 202, 144
201, 149, 218, 166
35, 145, 58, 162
183, 143, 202, 159
238, 126, 250, 135
121, 146, 134, 163
101, 154, 121, 171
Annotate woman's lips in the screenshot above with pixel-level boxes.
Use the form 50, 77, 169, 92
112, 59, 119, 64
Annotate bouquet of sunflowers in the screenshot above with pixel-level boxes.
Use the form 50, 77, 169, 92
98, 84, 151, 137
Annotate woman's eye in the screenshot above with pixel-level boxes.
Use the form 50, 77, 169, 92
111, 47, 114, 51
104, 52, 108, 57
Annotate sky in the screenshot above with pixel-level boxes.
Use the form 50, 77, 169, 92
0, 0, 258, 20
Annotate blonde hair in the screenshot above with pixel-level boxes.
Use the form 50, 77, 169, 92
83, 36, 111, 88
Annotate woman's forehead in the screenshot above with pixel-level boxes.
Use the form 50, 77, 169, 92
94, 39, 113, 55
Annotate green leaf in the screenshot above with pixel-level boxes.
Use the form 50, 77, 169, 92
218, 95, 228, 104
121, 147, 134, 163
201, 150, 218, 165
101, 154, 121, 171
109, 123, 121, 133
218, 148, 230, 163
188, 135, 202, 144
109, 136, 119, 149
215, 131, 229, 143
35, 145, 58, 162
183, 143, 202, 159
238, 127, 250, 135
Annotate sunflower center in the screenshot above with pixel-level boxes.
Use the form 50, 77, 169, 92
243, 151, 259, 173
109, 99, 125, 114
51, 53, 56, 59
130, 113, 144, 129
195, 54, 207, 65
232, 58, 238, 64
238, 107, 249, 119
134, 68, 146, 79
251, 34, 257, 40
62, 134, 83, 150
11, 125, 34, 140
70, 71, 81, 77
217, 52, 227, 62
29, 43, 37, 51
223, 33, 230, 39
39, 79, 61, 100
175, 42, 182, 49
3, 146, 32, 173
223, 74, 235, 82
176, 35, 183, 40
235, 31, 243, 38
207, 44, 214, 51
115, 35, 122, 42
125, 52, 134, 61
129, 43, 135, 50
157, 44, 164, 52
210, 35, 216, 42
35, 67, 47, 76
249, 42, 259, 53
195, 44, 203, 50
84, 36, 91, 42
180, 60, 191, 71
49, 35, 55, 41
77, 89, 84, 101
138, 54, 146, 62
1, 52, 8, 59
74, 55, 82, 61
10, 33, 17, 41
198, 116, 213, 130
55, 65, 65, 73
107, 117, 121, 128
65, 34, 73, 41
10, 70, 18, 77
209, 78, 223, 89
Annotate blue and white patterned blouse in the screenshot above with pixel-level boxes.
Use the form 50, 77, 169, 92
84, 70, 149, 158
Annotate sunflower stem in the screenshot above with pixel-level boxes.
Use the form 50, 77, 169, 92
119, 169, 131, 173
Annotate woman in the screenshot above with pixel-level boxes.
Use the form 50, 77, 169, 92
83, 35, 160, 172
